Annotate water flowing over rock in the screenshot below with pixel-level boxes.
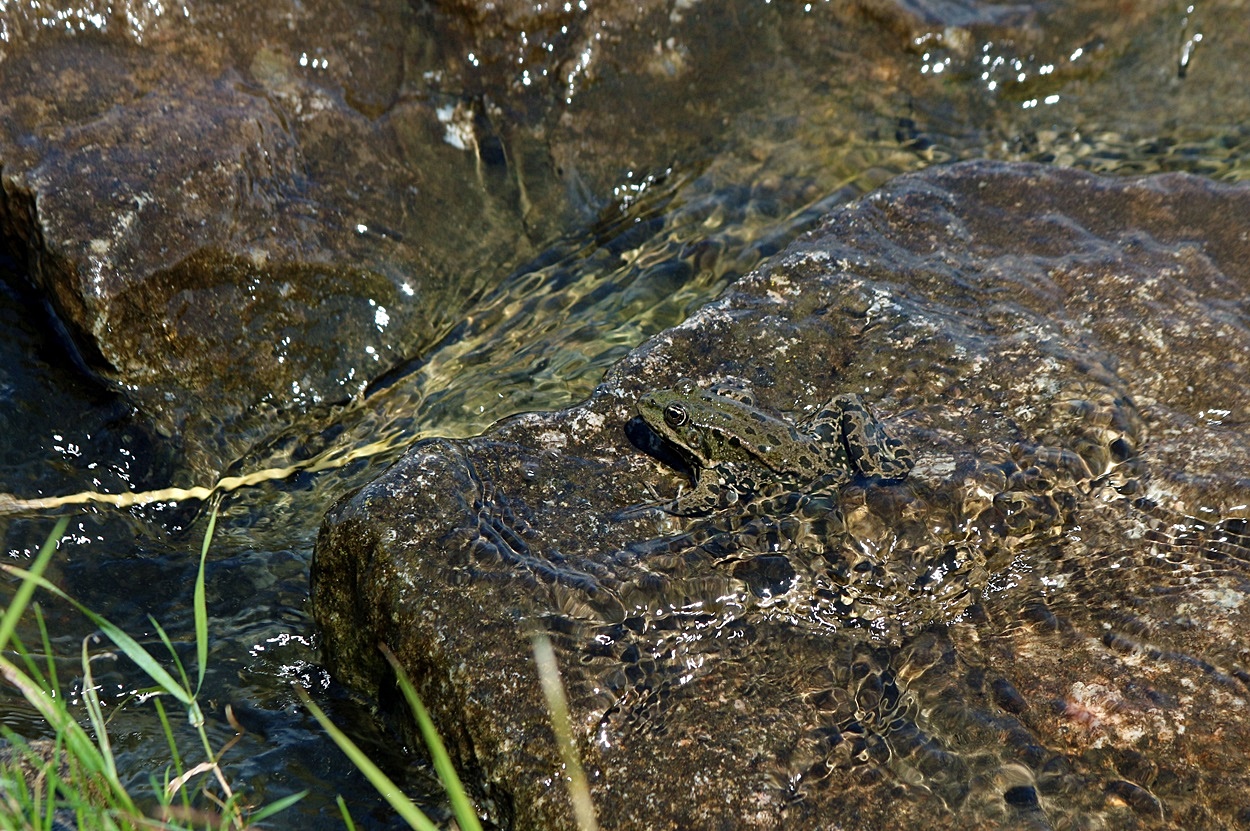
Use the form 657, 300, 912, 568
5, 0, 1250, 479
0, 1, 537, 472
0, 0, 924, 474
312, 161, 1250, 830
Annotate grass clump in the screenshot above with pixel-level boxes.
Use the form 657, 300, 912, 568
2, 511, 600, 831
0, 509, 305, 830
301, 637, 599, 831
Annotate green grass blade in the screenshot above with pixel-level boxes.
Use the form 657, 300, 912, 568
194, 500, 219, 696
79, 636, 118, 787
1, 566, 193, 707
0, 729, 36, 825
149, 618, 195, 704
336, 795, 358, 831
0, 517, 69, 651
294, 685, 442, 831
153, 697, 185, 776
247, 789, 307, 823
378, 645, 483, 831
152, 697, 193, 815
149, 618, 207, 734
33, 606, 60, 701
532, 634, 599, 831
0, 654, 137, 814
7, 630, 49, 694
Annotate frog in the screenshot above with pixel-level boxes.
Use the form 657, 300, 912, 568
635, 377, 913, 515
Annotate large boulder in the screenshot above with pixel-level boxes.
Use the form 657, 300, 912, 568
6, 0, 1250, 478
0, 0, 926, 474
311, 161, 1250, 829
0, 1, 538, 472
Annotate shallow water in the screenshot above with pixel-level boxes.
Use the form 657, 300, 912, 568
3, 0, 1250, 827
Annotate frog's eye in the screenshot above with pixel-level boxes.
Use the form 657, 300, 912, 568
663, 403, 688, 427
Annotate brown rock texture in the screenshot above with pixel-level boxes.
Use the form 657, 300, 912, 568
313, 161, 1250, 830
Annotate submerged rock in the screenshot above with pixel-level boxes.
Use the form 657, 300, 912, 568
5, 0, 1249, 480
313, 160, 1250, 829
0, 1, 538, 472
0, 0, 925, 475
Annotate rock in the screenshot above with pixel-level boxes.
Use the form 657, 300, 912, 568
0, 0, 1073, 476
312, 160, 1250, 829
0, 0, 850, 474
0, 1, 539, 472
6, 0, 1247, 477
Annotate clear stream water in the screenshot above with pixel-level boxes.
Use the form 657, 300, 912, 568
2, 0, 1250, 827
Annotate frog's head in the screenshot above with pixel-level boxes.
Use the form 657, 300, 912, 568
637, 378, 716, 465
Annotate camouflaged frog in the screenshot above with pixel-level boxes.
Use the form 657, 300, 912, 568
636, 378, 913, 515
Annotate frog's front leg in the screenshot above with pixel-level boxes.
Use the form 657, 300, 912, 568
820, 394, 914, 480
668, 467, 745, 516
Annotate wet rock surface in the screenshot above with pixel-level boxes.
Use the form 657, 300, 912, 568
0, 1, 533, 471
313, 161, 1250, 830
5, 0, 1250, 479
0, 0, 923, 474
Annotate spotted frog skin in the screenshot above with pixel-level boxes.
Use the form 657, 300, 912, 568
636, 378, 913, 515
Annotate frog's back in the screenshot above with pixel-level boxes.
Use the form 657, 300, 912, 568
704, 396, 828, 477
